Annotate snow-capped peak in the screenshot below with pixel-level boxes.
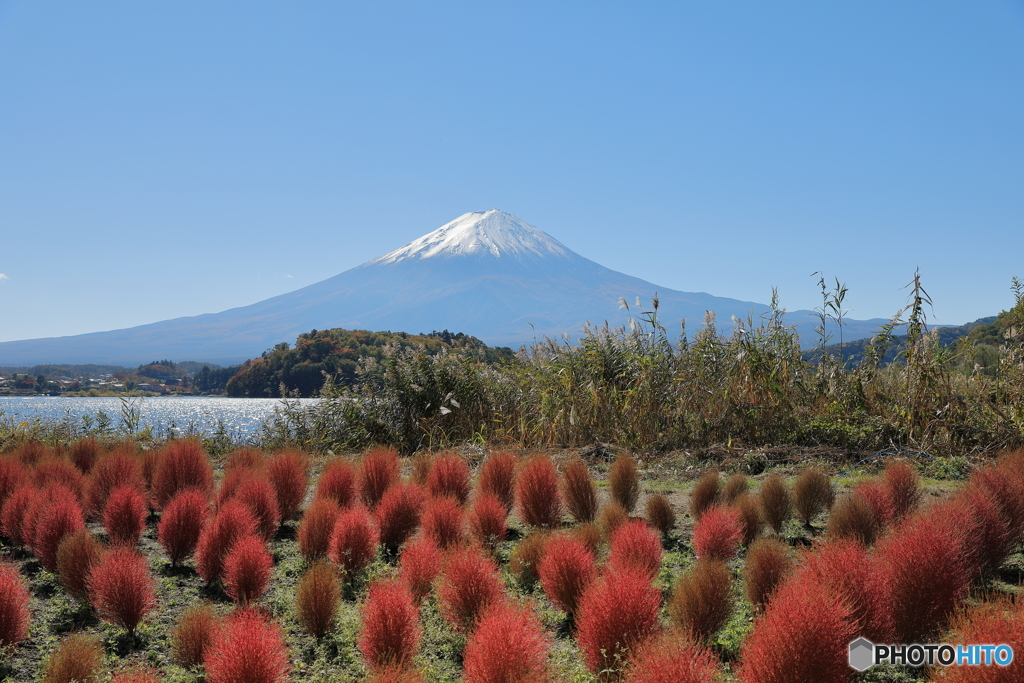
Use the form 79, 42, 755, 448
369, 210, 573, 264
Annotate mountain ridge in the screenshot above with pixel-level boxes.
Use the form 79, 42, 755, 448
0, 210, 890, 366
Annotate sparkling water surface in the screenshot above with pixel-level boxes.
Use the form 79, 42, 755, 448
0, 396, 319, 439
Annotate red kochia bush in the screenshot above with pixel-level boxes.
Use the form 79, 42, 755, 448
438, 547, 504, 633
359, 447, 401, 511
195, 499, 259, 583
562, 458, 598, 523
609, 520, 663, 580
265, 450, 308, 521
86, 452, 146, 519
88, 547, 156, 634
399, 536, 442, 604
33, 458, 85, 504
153, 439, 214, 509
232, 475, 282, 541
104, 484, 148, 546
874, 508, 971, 643
477, 451, 517, 514
171, 602, 223, 667
0, 459, 26, 518
955, 483, 1014, 575
297, 497, 341, 561
468, 491, 507, 549
217, 467, 255, 508
0, 561, 30, 649
575, 569, 662, 680
376, 482, 427, 552
798, 539, 892, 643
315, 458, 357, 508
56, 529, 105, 599
359, 579, 422, 671
295, 560, 339, 639
69, 439, 100, 474
692, 504, 742, 561
33, 485, 86, 572
225, 448, 265, 473
224, 535, 273, 605
158, 488, 211, 566
463, 600, 551, 683
426, 452, 470, 505
421, 495, 465, 549
329, 505, 378, 581
204, 608, 290, 683
624, 632, 720, 683
736, 576, 855, 683
538, 534, 597, 616
972, 465, 1024, 543
941, 596, 1024, 683
517, 456, 562, 528
1, 484, 39, 545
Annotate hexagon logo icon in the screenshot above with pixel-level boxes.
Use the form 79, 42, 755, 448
849, 637, 874, 672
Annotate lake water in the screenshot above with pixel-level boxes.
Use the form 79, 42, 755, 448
0, 396, 319, 439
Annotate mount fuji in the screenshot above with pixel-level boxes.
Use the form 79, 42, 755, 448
0, 210, 888, 365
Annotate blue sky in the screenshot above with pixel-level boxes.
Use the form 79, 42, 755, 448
1, 1, 1022, 344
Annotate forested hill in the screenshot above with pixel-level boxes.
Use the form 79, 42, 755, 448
225, 328, 515, 398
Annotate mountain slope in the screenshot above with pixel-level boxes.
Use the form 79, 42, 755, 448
0, 210, 889, 365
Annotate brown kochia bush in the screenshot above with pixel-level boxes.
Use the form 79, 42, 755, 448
759, 473, 791, 534
153, 439, 213, 509
732, 492, 763, 546
509, 530, 550, 589
645, 493, 676, 540
477, 451, 517, 514
722, 473, 749, 504
171, 602, 223, 667
295, 560, 339, 639
668, 558, 733, 643
883, 460, 922, 522
792, 468, 834, 526
427, 452, 471, 505
597, 501, 629, 540
610, 453, 641, 514
297, 497, 341, 562
689, 470, 720, 521
562, 457, 598, 523
42, 633, 104, 683
265, 450, 309, 521
826, 493, 880, 546
88, 547, 156, 634
69, 438, 100, 474
56, 529, 104, 599
743, 538, 793, 610
158, 488, 210, 566
109, 665, 161, 683
359, 447, 401, 511
517, 456, 562, 528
